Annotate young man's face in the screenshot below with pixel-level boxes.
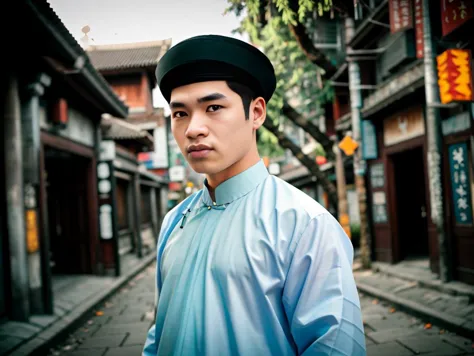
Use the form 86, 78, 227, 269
170, 81, 262, 178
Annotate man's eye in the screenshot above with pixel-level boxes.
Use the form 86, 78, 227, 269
173, 111, 187, 118
207, 105, 222, 112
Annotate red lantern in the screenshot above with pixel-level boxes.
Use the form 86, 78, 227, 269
316, 156, 327, 165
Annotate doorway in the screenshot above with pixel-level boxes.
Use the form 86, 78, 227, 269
44, 147, 92, 274
391, 147, 429, 259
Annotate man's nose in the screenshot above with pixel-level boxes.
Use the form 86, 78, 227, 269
185, 114, 209, 139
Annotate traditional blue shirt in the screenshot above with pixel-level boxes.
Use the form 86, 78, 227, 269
143, 160, 366, 355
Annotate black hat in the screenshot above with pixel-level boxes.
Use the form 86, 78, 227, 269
155, 35, 276, 103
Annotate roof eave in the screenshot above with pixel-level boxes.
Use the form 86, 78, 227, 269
27, 0, 128, 118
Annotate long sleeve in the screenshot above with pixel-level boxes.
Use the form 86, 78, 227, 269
282, 213, 366, 355
142, 211, 172, 356
142, 251, 160, 356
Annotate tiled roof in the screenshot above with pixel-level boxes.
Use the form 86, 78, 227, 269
127, 108, 165, 125
86, 39, 172, 71
32, 1, 129, 118
101, 115, 154, 148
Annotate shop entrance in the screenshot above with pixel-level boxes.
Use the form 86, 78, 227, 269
44, 147, 92, 274
391, 147, 429, 259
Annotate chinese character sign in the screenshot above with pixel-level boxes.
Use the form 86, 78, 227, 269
448, 142, 473, 225
414, 0, 424, 58
436, 49, 474, 104
441, 0, 473, 36
389, 0, 414, 33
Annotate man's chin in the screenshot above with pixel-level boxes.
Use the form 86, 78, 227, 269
188, 160, 220, 175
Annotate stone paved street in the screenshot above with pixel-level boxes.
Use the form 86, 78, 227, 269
45, 263, 474, 356
45, 264, 156, 356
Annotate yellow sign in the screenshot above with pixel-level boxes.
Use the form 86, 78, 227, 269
263, 156, 270, 167
338, 136, 359, 156
339, 213, 352, 239
436, 49, 474, 104
26, 209, 39, 253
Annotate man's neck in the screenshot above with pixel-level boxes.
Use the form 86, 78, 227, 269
206, 151, 261, 202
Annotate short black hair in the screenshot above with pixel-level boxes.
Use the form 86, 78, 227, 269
226, 81, 255, 120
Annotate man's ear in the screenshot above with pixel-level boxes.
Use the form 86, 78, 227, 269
251, 97, 266, 130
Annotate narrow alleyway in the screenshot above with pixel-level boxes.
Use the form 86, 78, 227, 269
44, 263, 474, 356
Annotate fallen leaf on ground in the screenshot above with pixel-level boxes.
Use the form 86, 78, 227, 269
424, 323, 432, 329
389, 308, 396, 313
95, 311, 104, 316
372, 299, 379, 305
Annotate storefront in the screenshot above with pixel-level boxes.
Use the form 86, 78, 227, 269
366, 103, 440, 268
435, 0, 474, 284
441, 106, 474, 284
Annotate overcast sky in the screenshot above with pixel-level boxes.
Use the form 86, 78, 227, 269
47, 0, 247, 110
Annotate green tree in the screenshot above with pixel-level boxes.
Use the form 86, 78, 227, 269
225, 0, 345, 208
227, 0, 374, 268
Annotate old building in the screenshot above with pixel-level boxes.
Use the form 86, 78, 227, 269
99, 114, 165, 273
332, 0, 474, 284
2, 0, 129, 333
86, 40, 172, 256
86, 40, 171, 177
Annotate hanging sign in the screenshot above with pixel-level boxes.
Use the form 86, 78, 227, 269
436, 49, 474, 104
361, 120, 378, 160
389, 0, 413, 33
448, 142, 473, 225
414, 0, 424, 58
440, 0, 473, 37
383, 106, 425, 146
338, 135, 359, 156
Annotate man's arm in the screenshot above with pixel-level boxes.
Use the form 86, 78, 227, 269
142, 192, 202, 356
142, 242, 161, 356
142, 210, 172, 356
282, 213, 366, 355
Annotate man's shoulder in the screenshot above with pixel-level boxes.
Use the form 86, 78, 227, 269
263, 175, 329, 219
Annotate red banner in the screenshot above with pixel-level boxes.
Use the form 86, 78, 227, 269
441, 0, 473, 36
414, 0, 424, 58
436, 49, 474, 104
389, 0, 414, 33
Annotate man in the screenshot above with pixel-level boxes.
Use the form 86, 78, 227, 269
143, 34, 366, 356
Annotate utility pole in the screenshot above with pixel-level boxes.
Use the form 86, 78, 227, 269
422, 0, 450, 282
334, 139, 351, 239
345, 17, 372, 268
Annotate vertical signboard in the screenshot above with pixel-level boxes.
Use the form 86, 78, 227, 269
389, 0, 414, 33
414, 0, 424, 58
153, 125, 169, 168
448, 142, 473, 225
361, 120, 378, 160
440, 0, 473, 37
98, 140, 120, 276
369, 163, 388, 224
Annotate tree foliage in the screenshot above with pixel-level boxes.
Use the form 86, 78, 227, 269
226, 1, 337, 158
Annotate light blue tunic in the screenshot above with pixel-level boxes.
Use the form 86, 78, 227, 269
143, 160, 366, 355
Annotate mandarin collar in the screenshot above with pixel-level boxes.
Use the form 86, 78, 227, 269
201, 160, 269, 206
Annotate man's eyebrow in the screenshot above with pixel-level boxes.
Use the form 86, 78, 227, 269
169, 101, 186, 109
197, 93, 227, 103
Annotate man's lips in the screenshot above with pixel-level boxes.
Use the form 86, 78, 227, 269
187, 144, 213, 158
